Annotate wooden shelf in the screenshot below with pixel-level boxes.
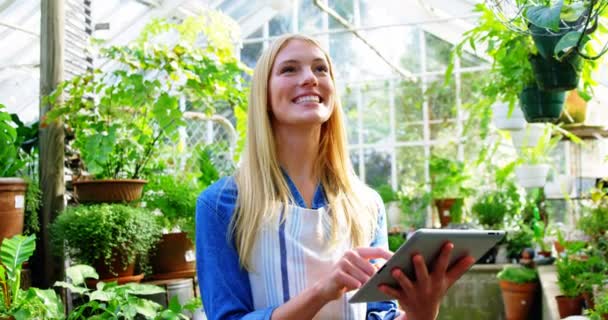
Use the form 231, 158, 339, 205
558, 124, 608, 140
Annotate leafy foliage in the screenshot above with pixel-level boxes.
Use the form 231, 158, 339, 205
0, 104, 25, 178
50, 204, 162, 275
45, 14, 250, 179
556, 256, 587, 297
429, 156, 472, 199
497, 265, 539, 284
472, 191, 511, 229
0, 235, 64, 320
55, 265, 201, 319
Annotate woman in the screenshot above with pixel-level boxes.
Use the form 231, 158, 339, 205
196, 34, 475, 320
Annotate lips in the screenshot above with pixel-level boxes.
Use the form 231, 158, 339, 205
293, 94, 323, 104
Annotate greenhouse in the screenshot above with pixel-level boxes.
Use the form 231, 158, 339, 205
1, 0, 608, 319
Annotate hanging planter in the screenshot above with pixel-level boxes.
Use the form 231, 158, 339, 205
492, 103, 527, 131
559, 90, 588, 124
529, 54, 581, 91
519, 85, 565, 123
515, 164, 550, 188
511, 124, 546, 149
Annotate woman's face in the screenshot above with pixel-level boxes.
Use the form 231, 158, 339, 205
268, 39, 335, 128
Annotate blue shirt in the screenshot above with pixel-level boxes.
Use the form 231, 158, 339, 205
196, 175, 400, 320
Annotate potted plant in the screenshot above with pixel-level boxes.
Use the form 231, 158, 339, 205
497, 265, 539, 320
0, 234, 64, 319
0, 104, 28, 245
514, 127, 560, 188
524, 0, 608, 92
429, 156, 472, 227
54, 264, 201, 319
555, 255, 587, 318
586, 291, 608, 320
577, 255, 607, 310
50, 203, 161, 284
506, 223, 535, 262
45, 14, 249, 203
492, 102, 527, 131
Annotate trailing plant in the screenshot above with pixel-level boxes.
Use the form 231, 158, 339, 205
55, 264, 201, 319
50, 204, 162, 275
0, 235, 64, 319
45, 13, 250, 179
497, 265, 539, 284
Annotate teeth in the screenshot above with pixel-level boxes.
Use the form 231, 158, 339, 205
295, 95, 320, 103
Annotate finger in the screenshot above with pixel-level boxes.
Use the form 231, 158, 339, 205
413, 254, 430, 287
433, 242, 454, 276
391, 268, 415, 293
344, 250, 376, 277
356, 247, 393, 261
446, 255, 475, 286
339, 258, 372, 285
378, 284, 404, 301
336, 270, 363, 291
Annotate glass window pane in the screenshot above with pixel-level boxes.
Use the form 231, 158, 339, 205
364, 148, 391, 189
269, 12, 292, 36
328, 0, 355, 28
329, 31, 358, 82
425, 32, 452, 72
298, 0, 323, 34
395, 79, 423, 142
349, 149, 361, 177
240, 41, 263, 69
361, 81, 390, 144
397, 146, 425, 184
342, 85, 359, 144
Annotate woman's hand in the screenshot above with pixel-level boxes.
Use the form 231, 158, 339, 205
312, 247, 393, 303
378, 242, 475, 320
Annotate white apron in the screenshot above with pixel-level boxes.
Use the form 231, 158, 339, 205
248, 204, 367, 320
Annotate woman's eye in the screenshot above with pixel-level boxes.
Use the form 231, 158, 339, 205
280, 66, 295, 73
315, 65, 329, 73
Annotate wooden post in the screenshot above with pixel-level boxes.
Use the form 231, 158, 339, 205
34, 0, 65, 288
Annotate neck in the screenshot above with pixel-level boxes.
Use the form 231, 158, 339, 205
274, 124, 321, 183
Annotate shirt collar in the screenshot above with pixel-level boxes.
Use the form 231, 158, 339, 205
281, 168, 328, 209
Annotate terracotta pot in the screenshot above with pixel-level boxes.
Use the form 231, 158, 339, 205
0, 178, 27, 245
538, 251, 552, 258
73, 179, 147, 203
499, 280, 538, 320
92, 247, 138, 281
150, 232, 196, 279
554, 241, 565, 255
582, 291, 594, 310
555, 295, 583, 318
434, 198, 456, 228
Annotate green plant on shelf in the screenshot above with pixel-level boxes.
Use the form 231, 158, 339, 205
0, 104, 25, 178
50, 204, 162, 276
531, 206, 552, 252
586, 291, 608, 320
429, 156, 473, 200
556, 256, 587, 298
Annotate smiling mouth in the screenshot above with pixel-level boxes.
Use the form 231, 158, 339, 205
293, 95, 323, 104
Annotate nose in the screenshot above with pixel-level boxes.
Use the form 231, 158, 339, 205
299, 68, 318, 87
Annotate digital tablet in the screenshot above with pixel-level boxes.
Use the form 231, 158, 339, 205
349, 228, 505, 303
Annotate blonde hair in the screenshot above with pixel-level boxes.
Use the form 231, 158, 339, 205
232, 34, 378, 270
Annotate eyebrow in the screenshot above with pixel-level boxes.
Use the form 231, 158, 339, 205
277, 58, 327, 65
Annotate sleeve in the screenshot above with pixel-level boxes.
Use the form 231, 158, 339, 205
366, 192, 402, 320
196, 190, 278, 320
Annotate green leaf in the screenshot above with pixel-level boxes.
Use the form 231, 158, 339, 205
561, 2, 586, 22
0, 235, 35, 281
554, 31, 583, 56
121, 283, 165, 295
65, 264, 99, 286
54, 281, 89, 295
89, 290, 115, 302
133, 297, 161, 318
526, 0, 564, 31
